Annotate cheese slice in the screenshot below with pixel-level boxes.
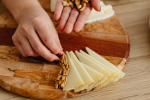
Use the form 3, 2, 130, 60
80, 50, 117, 88
63, 52, 84, 91
86, 5, 114, 23
50, 0, 57, 12
81, 63, 103, 91
69, 51, 94, 92
75, 51, 111, 84
86, 47, 125, 82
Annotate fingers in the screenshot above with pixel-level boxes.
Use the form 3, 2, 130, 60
74, 6, 92, 32
59, 7, 72, 31
27, 29, 59, 62
19, 36, 39, 57
54, 0, 64, 21
12, 30, 39, 57
32, 16, 63, 55
64, 8, 79, 33
12, 38, 26, 57
91, 0, 101, 11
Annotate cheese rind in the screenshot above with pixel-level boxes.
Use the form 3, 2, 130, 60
86, 47, 125, 82
63, 52, 84, 91
81, 63, 103, 91
80, 50, 117, 87
69, 51, 94, 92
50, 0, 57, 12
75, 51, 111, 84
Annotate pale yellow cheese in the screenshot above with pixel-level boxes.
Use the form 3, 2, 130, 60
69, 51, 94, 92
80, 50, 117, 88
86, 47, 125, 82
81, 63, 103, 91
63, 52, 84, 91
50, 0, 57, 12
75, 51, 111, 84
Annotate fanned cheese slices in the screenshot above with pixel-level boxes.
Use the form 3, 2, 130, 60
69, 51, 94, 92
80, 50, 117, 87
63, 52, 84, 91
81, 63, 103, 91
62, 48, 125, 92
86, 47, 125, 82
75, 51, 111, 84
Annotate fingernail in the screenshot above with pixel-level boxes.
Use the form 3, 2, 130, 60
56, 53, 63, 58
53, 59, 59, 63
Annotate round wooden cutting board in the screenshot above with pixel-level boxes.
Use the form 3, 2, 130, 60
0, 7, 130, 100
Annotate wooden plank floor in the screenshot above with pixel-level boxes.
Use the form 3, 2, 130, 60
0, 0, 150, 100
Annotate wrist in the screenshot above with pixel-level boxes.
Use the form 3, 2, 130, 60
2, 0, 42, 23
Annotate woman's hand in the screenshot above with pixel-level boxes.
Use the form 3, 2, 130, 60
54, 0, 101, 34
2, 0, 63, 62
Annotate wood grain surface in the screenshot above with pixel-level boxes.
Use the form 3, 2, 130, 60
0, 0, 149, 100
0, 4, 130, 99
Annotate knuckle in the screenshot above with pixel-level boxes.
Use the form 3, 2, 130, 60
80, 11, 88, 16
43, 38, 53, 45
71, 11, 79, 17
21, 22, 30, 32
68, 20, 74, 24
33, 43, 41, 53
63, 7, 71, 13
32, 16, 44, 26
12, 35, 16, 42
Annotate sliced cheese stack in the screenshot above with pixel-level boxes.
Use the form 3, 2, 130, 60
80, 50, 117, 87
63, 48, 125, 92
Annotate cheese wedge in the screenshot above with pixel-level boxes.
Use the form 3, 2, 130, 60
69, 51, 94, 92
86, 5, 114, 23
50, 0, 57, 12
63, 52, 84, 91
80, 50, 117, 88
86, 47, 125, 82
75, 51, 111, 84
100, 1, 105, 7
81, 63, 103, 91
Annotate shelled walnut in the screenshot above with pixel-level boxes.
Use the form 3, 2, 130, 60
54, 54, 70, 89
63, 0, 90, 11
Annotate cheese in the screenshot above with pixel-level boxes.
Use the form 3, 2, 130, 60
50, 0, 57, 12
100, 1, 105, 7
69, 51, 94, 92
86, 5, 115, 23
80, 50, 117, 88
63, 51, 84, 91
81, 63, 103, 91
75, 51, 111, 84
86, 47, 125, 82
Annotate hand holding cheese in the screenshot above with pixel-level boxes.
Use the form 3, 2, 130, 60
2, 0, 63, 62
54, 0, 100, 33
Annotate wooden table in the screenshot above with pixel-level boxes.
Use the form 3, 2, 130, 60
0, 0, 150, 100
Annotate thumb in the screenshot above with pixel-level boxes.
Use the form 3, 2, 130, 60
91, 0, 101, 11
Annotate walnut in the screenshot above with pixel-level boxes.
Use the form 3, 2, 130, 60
63, 0, 91, 11
54, 54, 70, 89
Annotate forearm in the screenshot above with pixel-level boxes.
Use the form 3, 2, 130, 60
1, 0, 42, 23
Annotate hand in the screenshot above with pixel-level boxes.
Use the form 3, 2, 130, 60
54, 0, 101, 34
12, 5, 63, 62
